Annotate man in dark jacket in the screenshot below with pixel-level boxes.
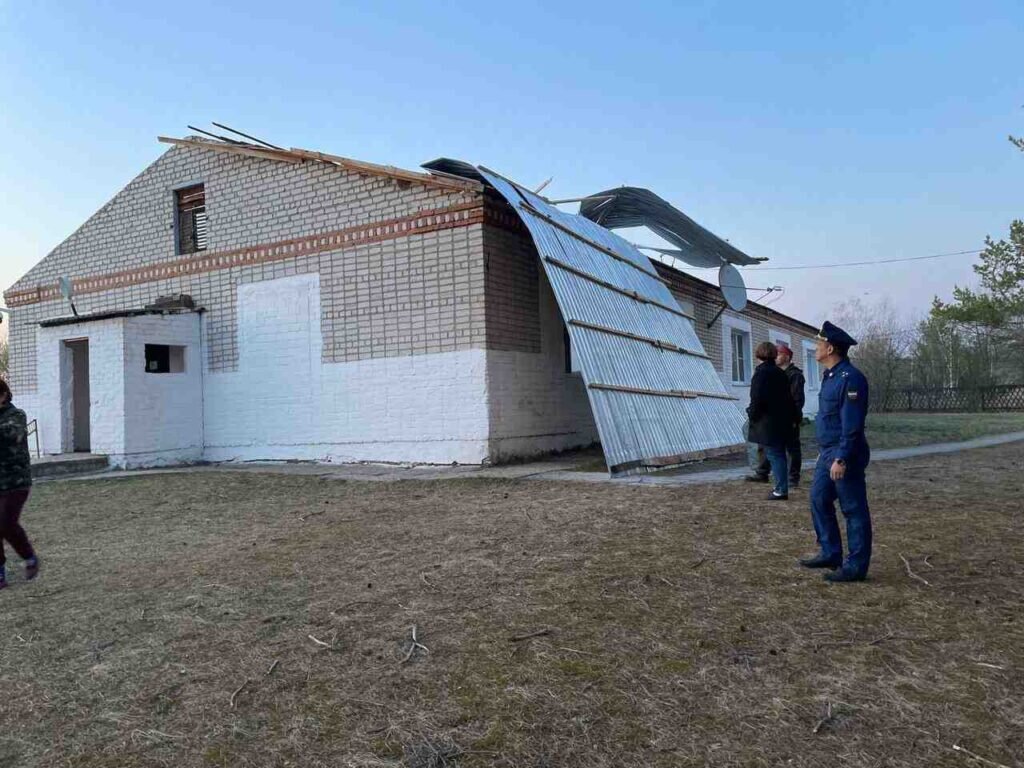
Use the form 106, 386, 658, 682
0, 379, 39, 589
746, 342, 798, 501
747, 343, 806, 485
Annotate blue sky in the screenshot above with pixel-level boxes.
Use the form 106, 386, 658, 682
1, 0, 1022, 330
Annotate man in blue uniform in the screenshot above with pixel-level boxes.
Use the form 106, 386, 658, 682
799, 322, 872, 583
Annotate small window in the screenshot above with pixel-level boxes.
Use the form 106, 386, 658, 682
805, 347, 820, 389
731, 329, 750, 384
175, 184, 207, 254
145, 344, 186, 374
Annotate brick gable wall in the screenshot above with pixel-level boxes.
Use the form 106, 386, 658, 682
4, 145, 487, 392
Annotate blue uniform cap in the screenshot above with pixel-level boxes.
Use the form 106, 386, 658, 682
816, 321, 858, 348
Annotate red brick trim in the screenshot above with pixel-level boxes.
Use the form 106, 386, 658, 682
5, 201, 485, 307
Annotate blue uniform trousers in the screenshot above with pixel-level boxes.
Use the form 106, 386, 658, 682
810, 447, 872, 576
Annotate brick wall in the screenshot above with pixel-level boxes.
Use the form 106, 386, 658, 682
655, 263, 822, 413
4, 144, 485, 394
482, 201, 541, 353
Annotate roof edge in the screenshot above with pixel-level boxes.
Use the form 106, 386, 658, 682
158, 137, 484, 194
653, 260, 818, 335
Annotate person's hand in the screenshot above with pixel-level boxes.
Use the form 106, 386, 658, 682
830, 460, 846, 481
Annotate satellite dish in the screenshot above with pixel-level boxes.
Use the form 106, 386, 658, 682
59, 276, 79, 317
719, 263, 747, 312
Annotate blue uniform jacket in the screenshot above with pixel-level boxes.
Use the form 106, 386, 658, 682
815, 358, 870, 462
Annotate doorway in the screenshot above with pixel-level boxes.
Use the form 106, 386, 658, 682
63, 339, 91, 452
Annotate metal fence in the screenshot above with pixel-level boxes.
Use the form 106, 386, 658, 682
881, 385, 1024, 412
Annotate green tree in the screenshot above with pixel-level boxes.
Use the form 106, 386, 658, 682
932, 221, 1024, 382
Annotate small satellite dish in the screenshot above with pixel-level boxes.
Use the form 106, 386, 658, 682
59, 276, 79, 317
719, 263, 747, 312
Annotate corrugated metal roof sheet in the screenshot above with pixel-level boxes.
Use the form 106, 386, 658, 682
578, 186, 762, 267
478, 168, 746, 475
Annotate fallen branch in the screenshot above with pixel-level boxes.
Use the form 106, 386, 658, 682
420, 573, 438, 590
899, 553, 932, 587
923, 554, 934, 569
229, 679, 250, 709
400, 624, 429, 664
812, 702, 834, 734
952, 744, 1012, 768
510, 628, 553, 642
266, 659, 280, 676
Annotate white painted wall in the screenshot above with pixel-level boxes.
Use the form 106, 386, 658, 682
122, 314, 204, 467
36, 318, 127, 458
202, 273, 492, 465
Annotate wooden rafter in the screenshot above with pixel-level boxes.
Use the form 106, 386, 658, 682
158, 136, 483, 193
157, 136, 303, 164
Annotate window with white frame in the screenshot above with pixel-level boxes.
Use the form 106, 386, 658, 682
804, 344, 820, 389
730, 328, 751, 383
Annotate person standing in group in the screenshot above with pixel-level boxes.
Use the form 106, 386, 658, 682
746, 341, 797, 501
799, 322, 872, 583
746, 343, 806, 486
0, 378, 39, 590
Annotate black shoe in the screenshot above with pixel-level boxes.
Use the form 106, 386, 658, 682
824, 568, 866, 583
767, 491, 789, 501
745, 475, 770, 483
789, 478, 800, 488
799, 554, 842, 569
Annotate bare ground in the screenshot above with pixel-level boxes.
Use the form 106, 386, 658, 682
1, 444, 1023, 767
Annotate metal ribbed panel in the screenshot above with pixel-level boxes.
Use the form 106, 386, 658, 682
480, 170, 746, 475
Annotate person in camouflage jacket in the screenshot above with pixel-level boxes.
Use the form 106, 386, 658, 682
0, 378, 38, 589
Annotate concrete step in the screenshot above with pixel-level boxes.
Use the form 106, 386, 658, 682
31, 453, 110, 479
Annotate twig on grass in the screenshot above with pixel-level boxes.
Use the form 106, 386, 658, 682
690, 556, 707, 570
400, 624, 429, 664
952, 744, 1012, 768
510, 628, 553, 642
308, 632, 337, 649
229, 680, 250, 709
923, 554, 934, 569
812, 702, 835, 734
266, 659, 280, 676
900, 553, 932, 586
420, 572, 438, 590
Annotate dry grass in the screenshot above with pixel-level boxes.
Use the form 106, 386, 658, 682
1, 444, 1023, 767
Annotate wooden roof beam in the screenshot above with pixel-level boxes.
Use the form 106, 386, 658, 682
158, 136, 304, 164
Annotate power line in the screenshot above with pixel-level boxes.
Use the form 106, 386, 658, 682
744, 249, 983, 272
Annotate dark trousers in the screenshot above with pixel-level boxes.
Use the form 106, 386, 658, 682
810, 448, 872, 576
756, 425, 802, 482
0, 489, 35, 567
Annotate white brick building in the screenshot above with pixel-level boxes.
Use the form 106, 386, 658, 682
3, 138, 818, 469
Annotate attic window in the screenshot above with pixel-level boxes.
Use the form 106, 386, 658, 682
175, 184, 208, 254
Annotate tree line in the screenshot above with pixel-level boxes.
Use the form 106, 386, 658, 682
835, 134, 1023, 407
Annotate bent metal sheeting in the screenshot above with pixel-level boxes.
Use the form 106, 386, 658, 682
578, 186, 761, 268
478, 168, 746, 475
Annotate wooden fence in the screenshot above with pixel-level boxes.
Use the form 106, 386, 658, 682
881, 385, 1024, 412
